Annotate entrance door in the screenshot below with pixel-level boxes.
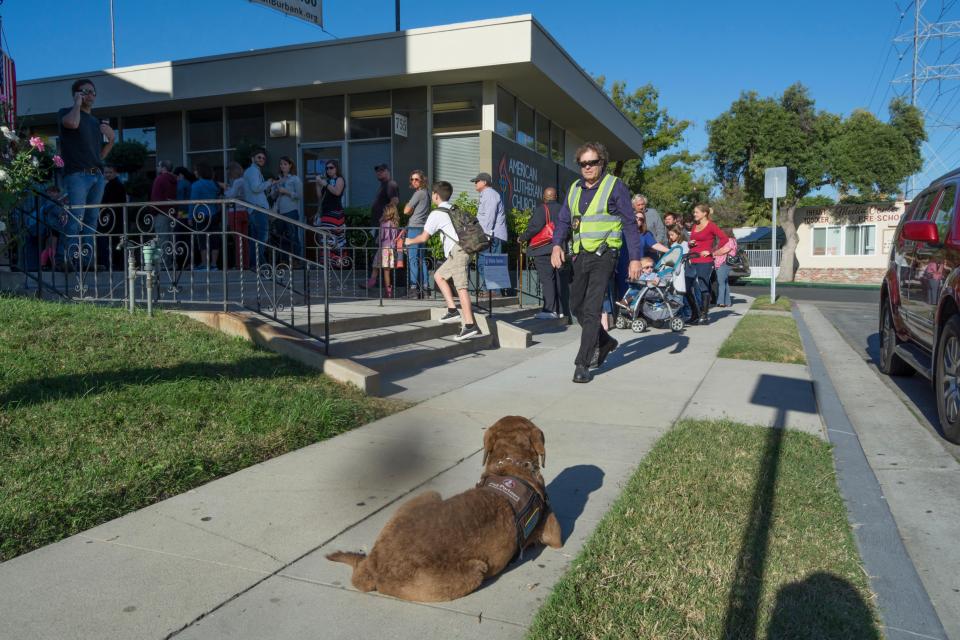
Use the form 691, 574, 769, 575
301, 144, 345, 223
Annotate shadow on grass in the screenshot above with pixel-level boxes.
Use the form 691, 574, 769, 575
765, 572, 880, 639
0, 355, 313, 408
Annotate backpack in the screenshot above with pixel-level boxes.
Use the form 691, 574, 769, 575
440, 205, 491, 255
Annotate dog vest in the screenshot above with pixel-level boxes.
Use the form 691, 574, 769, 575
478, 474, 545, 556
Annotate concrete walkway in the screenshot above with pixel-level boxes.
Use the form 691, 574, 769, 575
0, 303, 827, 640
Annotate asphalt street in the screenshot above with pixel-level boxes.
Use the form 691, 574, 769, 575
732, 283, 960, 461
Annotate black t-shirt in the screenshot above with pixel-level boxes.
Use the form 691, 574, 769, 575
370, 179, 399, 226
57, 108, 104, 174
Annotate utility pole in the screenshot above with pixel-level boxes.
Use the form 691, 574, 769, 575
109, 0, 116, 68
395, 0, 400, 31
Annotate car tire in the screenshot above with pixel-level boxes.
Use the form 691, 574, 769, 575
879, 303, 913, 376
935, 315, 960, 444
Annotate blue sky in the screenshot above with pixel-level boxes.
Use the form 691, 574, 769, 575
2, 0, 950, 193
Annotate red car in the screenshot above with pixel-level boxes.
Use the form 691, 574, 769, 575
880, 172, 960, 443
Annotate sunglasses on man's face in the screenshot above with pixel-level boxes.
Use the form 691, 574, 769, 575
578, 159, 602, 168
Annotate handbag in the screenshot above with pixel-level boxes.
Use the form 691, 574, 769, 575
528, 204, 555, 248
726, 251, 744, 268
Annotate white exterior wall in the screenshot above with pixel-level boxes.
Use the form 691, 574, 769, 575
794, 202, 905, 273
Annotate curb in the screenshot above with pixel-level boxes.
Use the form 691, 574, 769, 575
793, 307, 948, 640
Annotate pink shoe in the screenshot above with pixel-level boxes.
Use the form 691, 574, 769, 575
386, 286, 393, 297
40, 247, 53, 268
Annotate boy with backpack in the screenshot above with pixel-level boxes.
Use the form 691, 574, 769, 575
403, 181, 483, 341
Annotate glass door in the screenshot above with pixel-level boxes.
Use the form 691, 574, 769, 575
301, 144, 345, 222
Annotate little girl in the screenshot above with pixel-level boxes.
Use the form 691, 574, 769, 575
362, 203, 401, 296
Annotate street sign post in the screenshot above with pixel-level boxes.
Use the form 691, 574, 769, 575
764, 167, 787, 302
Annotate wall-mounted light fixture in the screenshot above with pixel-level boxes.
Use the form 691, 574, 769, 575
269, 121, 289, 138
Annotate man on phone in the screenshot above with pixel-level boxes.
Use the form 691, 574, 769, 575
58, 78, 115, 269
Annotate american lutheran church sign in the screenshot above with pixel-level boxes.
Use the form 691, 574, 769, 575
489, 133, 578, 211
498, 154, 544, 211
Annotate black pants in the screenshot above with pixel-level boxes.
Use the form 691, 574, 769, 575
533, 253, 561, 314
570, 250, 618, 367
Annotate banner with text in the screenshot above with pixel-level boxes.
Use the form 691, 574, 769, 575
480, 254, 511, 291
249, 0, 323, 27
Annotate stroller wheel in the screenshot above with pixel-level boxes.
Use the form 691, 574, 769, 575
631, 318, 647, 333
670, 317, 685, 332
615, 314, 628, 330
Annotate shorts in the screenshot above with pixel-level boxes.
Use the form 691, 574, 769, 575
435, 245, 470, 291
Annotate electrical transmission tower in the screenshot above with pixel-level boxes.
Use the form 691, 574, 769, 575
892, 0, 960, 194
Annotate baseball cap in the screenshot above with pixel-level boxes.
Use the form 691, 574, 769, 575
471, 172, 493, 184
373, 163, 389, 172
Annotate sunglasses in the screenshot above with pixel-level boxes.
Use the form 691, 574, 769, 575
79, 89, 96, 96
326, 165, 336, 170
578, 159, 602, 168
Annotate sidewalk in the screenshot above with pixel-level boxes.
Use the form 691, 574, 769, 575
0, 302, 823, 640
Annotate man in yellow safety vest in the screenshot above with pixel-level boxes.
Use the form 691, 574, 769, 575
551, 141, 642, 383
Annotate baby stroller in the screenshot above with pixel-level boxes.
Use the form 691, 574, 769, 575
614, 245, 687, 333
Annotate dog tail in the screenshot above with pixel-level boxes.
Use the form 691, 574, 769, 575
326, 551, 366, 569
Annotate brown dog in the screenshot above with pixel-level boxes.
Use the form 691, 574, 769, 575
326, 416, 563, 602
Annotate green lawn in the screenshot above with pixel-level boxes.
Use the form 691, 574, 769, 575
751, 295, 793, 312
718, 314, 806, 365
528, 420, 879, 640
0, 296, 403, 561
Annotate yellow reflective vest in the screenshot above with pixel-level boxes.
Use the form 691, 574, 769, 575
567, 174, 622, 254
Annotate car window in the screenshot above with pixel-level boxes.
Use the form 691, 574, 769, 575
910, 191, 938, 221
932, 185, 958, 242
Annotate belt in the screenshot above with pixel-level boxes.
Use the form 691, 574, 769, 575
68, 167, 102, 176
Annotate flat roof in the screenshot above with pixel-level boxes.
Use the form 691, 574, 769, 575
17, 15, 643, 159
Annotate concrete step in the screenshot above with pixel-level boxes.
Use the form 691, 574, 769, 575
329, 319, 461, 357
297, 307, 433, 336
351, 332, 494, 374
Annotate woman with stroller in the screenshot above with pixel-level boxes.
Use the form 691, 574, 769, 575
686, 204, 731, 324
615, 204, 670, 303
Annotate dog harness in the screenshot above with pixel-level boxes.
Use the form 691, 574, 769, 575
478, 473, 545, 557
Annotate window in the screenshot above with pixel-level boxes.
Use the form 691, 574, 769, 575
227, 104, 264, 148
932, 185, 957, 242
550, 122, 564, 163
121, 115, 156, 152
517, 101, 535, 150
185, 150, 224, 183
301, 96, 345, 141
910, 191, 938, 220
349, 91, 391, 139
814, 224, 876, 256
496, 87, 515, 140
432, 83, 482, 133
536, 114, 550, 156
187, 108, 223, 152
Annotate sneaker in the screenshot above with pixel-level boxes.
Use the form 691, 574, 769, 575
535, 311, 559, 320
455, 324, 482, 341
438, 309, 461, 324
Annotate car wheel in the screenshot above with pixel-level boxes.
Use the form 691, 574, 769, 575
879, 303, 913, 376
935, 315, 960, 443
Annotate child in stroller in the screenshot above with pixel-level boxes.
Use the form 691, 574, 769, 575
614, 245, 687, 333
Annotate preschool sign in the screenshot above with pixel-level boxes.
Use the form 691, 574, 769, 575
801, 204, 903, 226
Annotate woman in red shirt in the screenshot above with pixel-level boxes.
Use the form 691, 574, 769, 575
686, 204, 731, 324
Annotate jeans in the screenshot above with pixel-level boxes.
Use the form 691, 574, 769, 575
716, 262, 732, 306
61, 171, 105, 266
248, 212, 269, 269
570, 250, 618, 367
275, 209, 301, 258
406, 226, 427, 289
479, 236, 504, 291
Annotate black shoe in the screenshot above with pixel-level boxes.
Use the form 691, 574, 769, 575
573, 365, 592, 383
438, 309, 461, 324
455, 324, 482, 341
590, 337, 619, 369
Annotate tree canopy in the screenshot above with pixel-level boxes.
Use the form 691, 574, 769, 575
706, 83, 925, 280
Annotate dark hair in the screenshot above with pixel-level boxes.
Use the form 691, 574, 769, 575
195, 164, 214, 181
173, 166, 197, 182
279, 156, 297, 176
575, 141, 609, 171
410, 169, 428, 190
250, 148, 267, 159
432, 181, 453, 202
325, 158, 342, 179
71, 78, 95, 94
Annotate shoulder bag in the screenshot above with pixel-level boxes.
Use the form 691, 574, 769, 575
529, 204, 555, 249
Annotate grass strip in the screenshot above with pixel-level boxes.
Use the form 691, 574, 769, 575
528, 420, 879, 640
718, 314, 806, 364
0, 296, 404, 561
741, 279, 880, 290
751, 295, 793, 312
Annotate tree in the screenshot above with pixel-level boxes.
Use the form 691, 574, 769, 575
104, 140, 148, 174
641, 151, 714, 215
798, 194, 835, 207
707, 83, 924, 281
595, 77, 690, 193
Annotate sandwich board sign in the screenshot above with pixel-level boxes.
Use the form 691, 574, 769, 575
249, 0, 323, 27
480, 253, 511, 291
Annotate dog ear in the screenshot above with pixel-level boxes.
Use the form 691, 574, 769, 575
482, 423, 498, 467
532, 426, 546, 468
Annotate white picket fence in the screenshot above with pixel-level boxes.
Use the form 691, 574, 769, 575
744, 249, 782, 279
